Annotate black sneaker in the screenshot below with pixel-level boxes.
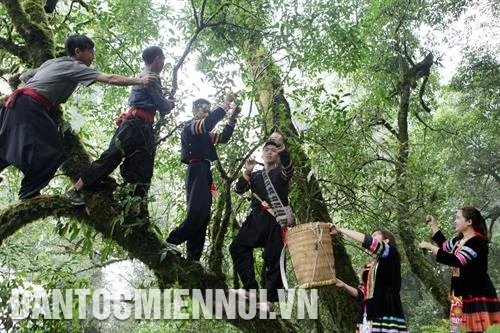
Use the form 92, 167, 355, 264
63, 188, 85, 206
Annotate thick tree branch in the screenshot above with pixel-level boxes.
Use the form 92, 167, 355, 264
3, 0, 55, 65
190, 0, 199, 27
392, 48, 450, 313
2, 0, 33, 37
0, 195, 298, 332
0, 35, 29, 63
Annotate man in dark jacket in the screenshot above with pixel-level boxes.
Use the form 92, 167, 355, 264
165, 93, 240, 261
230, 133, 294, 312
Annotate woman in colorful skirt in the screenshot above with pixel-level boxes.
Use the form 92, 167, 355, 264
419, 207, 500, 332
330, 224, 408, 332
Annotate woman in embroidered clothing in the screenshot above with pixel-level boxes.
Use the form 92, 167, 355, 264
329, 225, 408, 332
419, 207, 500, 332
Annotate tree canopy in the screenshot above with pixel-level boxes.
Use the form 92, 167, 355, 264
0, 0, 498, 332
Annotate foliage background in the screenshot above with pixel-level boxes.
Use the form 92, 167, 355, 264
0, 0, 498, 332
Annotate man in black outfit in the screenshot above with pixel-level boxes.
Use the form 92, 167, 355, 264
165, 93, 240, 261
65, 46, 174, 207
229, 132, 293, 312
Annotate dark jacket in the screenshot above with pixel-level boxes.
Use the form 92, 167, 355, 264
180, 106, 235, 164
433, 230, 497, 298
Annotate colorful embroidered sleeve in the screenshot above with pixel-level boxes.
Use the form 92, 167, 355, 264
431, 230, 458, 251
361, 234, 391, 258
435, 237, 482, 268
190, 106, 226, 135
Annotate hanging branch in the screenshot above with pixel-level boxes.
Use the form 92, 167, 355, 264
154, 121, 183, 146
153, 3, 206, 140
61, 0, 90, 25
169, 27, 203, 98
418, 74, 432, 113
170, 1, 229, 96
410, 54, 457, 135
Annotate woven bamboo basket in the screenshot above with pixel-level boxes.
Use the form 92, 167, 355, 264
286, 222, 336, 289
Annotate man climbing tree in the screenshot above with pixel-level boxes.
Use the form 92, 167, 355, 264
0, 34, 156, 200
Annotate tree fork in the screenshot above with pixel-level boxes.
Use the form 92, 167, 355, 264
394, 52, 449, 313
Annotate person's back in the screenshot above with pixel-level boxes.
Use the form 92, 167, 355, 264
24, 56, 99, 104
64, 46, 174, 207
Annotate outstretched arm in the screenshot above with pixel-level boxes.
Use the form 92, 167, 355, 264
95, 72, 156, 86
419, 214, 452, 254
422, 237, 483, 268
190, 93, 234, 135
331, 224, 394, 258
334, 278, 360, 298
211, 106, 241, 144
330, 225, 365, 244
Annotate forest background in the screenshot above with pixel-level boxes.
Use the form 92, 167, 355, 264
0, 0, 498, 332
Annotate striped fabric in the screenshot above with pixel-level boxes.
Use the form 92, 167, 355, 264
363, 239, 390, 300
357, 235, 408, 333
207, 120, 236, 144
356, 316, 408, 333
368, 238, 391, 258
191, 119, 206, 134
210, 132, 220, 144
365, 261, 378, 300
462, 295, 500, 332
448, 238, 500, 331
441, 238, 456, 252
454, 245, 478, 266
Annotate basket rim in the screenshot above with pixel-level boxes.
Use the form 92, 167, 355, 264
297, 278, 337, 289
287, 221, 331, 235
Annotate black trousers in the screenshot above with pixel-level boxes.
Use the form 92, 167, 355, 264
230, 209, 284, 302
81, 116, 154, 198
167, 160, 212, 261
0, 95, 64, 199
